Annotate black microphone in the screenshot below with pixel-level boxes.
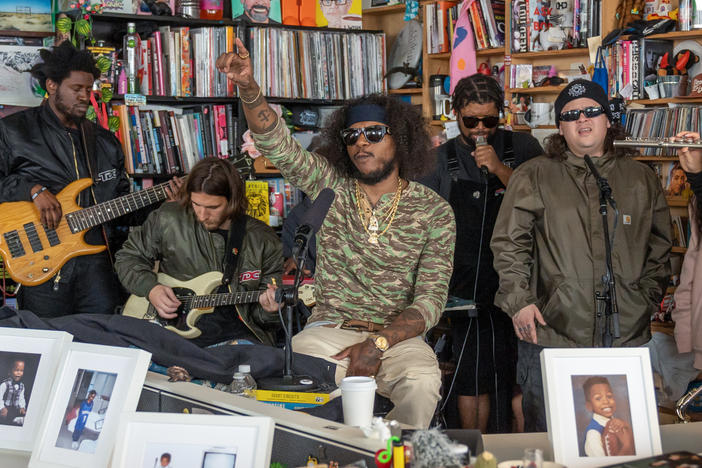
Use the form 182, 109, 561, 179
475, 135, 489, 178
291, 188, 335, 261
583, 154, 612, 199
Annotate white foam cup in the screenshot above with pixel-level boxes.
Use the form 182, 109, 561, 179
340, 376, 377, 427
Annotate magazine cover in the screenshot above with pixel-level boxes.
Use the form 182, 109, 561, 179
0, 0, 52, 33
232, 0, 282, 23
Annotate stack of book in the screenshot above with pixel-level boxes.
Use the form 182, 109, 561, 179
112, 103, 239, 175
625, 105, 701, 156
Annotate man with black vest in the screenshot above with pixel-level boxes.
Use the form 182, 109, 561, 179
422, 74, 542, 433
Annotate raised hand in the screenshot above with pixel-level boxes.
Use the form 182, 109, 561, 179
216, 37, 256, 93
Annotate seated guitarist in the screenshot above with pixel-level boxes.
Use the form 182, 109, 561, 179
0, 42, 178, 318
114, 157, 283, 347
217, 40, 456, 428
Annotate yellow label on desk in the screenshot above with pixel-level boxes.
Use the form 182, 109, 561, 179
255, 389, 330, 405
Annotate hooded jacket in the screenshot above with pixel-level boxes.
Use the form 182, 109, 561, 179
491, 151, 672, 347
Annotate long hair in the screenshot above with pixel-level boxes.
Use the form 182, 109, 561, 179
543, 123, 637, 160
179, 158, 248, 220
30, 41, 100, 90
320, 94, 434, 181
451, 74, 504, 113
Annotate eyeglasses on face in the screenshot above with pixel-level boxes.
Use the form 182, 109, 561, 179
559, 106, 605, 122
461, 115, 500, 129
340, 125, 391, 146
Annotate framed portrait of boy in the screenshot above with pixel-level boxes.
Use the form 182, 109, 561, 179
29, 343, 151, 468
111, 412, 275, 468
0, 328, 73, 452
541, 348, 662, 468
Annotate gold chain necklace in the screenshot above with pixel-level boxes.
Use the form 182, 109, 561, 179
354, 177, 403, 244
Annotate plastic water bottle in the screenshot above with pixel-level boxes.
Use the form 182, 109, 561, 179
228, 371, 256, 399
123, 22, 140, 94
238, 364, 257, 398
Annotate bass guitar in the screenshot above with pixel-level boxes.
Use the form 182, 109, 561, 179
0, 178, 172, 286
121, 271, 315, 339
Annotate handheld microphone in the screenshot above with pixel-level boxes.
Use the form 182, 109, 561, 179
291, 188, 335, 261
475, 135, 489, 178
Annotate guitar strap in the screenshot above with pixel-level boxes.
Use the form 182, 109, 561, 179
221, 216, 247, 286
80, 119, 115, 263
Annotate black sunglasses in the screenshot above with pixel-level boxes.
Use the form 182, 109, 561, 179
559, 106, 605, 122
340, 125, 391, 146
461, 115, 500, 129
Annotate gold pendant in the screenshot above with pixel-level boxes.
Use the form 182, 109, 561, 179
368, 233, 379, 244
368, 214, 379, 234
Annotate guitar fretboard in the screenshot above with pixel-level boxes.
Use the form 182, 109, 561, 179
65, 182, 171, 233
179, 290, 264, 309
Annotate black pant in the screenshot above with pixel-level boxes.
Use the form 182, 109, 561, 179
517, 340, 548, 432
18, 253, 121, 318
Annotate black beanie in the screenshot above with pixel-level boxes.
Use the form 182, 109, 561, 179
554, 79, 613, 126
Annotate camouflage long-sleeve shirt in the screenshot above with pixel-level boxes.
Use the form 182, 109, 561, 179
252, 118, 456, 332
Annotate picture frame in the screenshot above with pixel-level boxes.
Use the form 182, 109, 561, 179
111, 412, 275, 468
0, 328, 73, 452
542, 348, 662, 468
29, 343, 151, 468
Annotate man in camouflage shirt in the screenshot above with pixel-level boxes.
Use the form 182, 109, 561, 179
217, 40, 456, 428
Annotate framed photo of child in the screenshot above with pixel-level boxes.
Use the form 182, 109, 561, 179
29, 343, 151, 468
110, 412, 275, 468
541, 348, 662, 468
0, 328, 73, 452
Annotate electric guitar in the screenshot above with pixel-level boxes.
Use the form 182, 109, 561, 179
121, 271, 316, 339
0, 178, 172, 286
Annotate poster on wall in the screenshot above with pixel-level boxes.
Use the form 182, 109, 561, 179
232, 0, 282, 23
0, 0, 52, 33
0, 45, 44, 107
316, 0, 362, 29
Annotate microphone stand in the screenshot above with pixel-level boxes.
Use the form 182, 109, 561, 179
584, 155, 621, 347
258, 230, 317, 392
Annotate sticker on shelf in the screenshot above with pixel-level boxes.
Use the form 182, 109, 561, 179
124, 94, 147, 106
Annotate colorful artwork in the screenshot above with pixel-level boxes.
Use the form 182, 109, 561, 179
0, 0, 52, 33
232, 0, 282, 23
315, 0, 362, 29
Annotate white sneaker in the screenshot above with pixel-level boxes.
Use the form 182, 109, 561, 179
71, 441, 79, 450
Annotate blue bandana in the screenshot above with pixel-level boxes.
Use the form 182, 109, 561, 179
345, 104, 388, 127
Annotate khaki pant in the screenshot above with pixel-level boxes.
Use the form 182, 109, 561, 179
292, 326, 441, 428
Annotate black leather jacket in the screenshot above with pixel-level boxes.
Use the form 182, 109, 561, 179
0, 103, 134, 243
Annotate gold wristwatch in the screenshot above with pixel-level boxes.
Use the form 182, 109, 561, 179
369, 334, 390, 352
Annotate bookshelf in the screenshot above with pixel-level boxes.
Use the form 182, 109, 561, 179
363, 0, 506, 124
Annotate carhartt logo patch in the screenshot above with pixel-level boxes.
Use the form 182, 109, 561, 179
623, 215, 632, 225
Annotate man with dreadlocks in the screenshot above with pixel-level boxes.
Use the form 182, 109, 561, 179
0, 41, 178, 317
216, 39, 456, 428
423, 74, 542, 433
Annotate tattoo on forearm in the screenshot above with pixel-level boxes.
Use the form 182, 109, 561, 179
382, 310, 425, 346
259, 111, 278, 133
